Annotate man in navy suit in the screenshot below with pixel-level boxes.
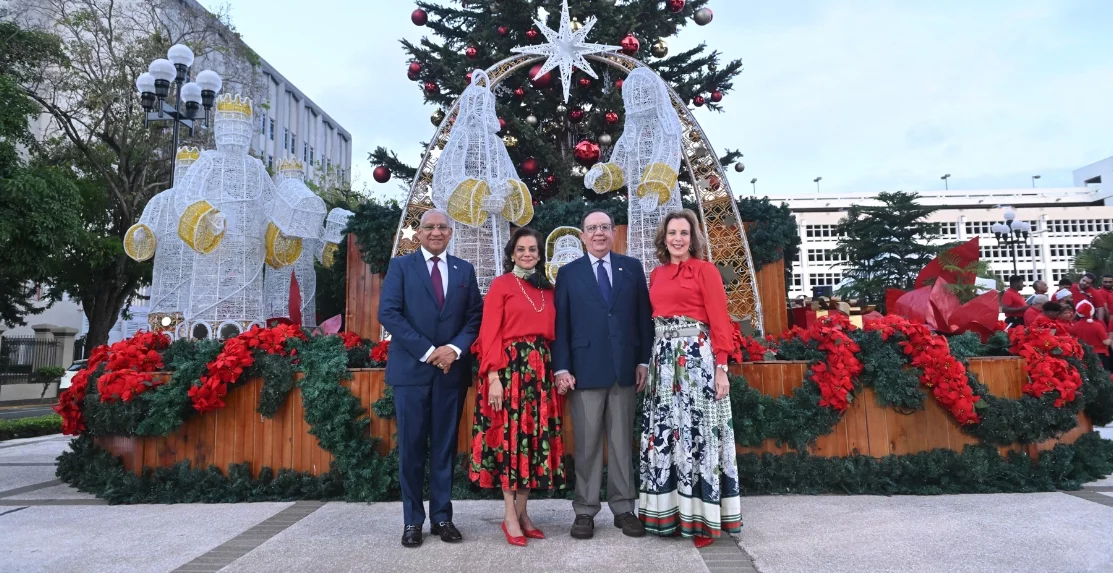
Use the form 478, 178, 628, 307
552, 209, 653, 540
378, 209, 483, 548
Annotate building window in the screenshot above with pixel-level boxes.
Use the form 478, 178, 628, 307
804, 224, 844, 239
303, 142, 309, 163
791, 273, 802, 288
937, 222, 958, 238
269, 119, 275, 140
806, 249, 846, 263
808, 272, 843, 288
267, 155, 273, 169
290, 134, 296, 156
309, 146, 315, 165
283, 128, 289, 150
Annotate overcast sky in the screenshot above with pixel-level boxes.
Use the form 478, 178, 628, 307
200, 0, 1113, 200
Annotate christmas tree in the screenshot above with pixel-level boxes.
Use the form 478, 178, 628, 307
370, 0, 743, 203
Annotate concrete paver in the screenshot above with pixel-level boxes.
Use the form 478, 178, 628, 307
0, 466, 57, 494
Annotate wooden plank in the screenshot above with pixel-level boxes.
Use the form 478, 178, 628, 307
755, 258, 788, 338
920, 395, 953, 452
458, 386, 477, 455
861, 387, 892, 457
613, 224, 628, 256
212, 390, 230, 472
253, 390, 266, 476
290, 387, 304, 473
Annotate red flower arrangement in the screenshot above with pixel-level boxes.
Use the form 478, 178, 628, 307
866, 315, 981, 424
773, 314, 863, 412
338, 331, 363, 350
53, 332, 171, 435
1008, 323, 1083, 407
730, 327, 767, 363
369, 339, 390, 365
188, 324, 306, 413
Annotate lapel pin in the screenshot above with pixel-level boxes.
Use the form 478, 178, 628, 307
453, 265, 458, 269
618, 267, 623, 271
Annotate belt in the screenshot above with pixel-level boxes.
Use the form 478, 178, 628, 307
655, 325, 706, 339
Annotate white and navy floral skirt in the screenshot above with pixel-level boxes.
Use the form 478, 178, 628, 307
639, 316, 742, 538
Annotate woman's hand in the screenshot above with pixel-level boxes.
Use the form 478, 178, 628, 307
487, 371, 504, 412
714, 367, 730, 401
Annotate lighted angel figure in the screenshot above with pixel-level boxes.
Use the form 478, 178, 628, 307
123, 146, 201, 337
265, 201, 352, 328
545, 226, 585, 284
583, 67, 683, 277
431, 69, 533, 293
172, 94, 320, 339
263, 159, 329, 323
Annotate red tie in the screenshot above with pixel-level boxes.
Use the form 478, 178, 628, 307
430, 256, 444, 309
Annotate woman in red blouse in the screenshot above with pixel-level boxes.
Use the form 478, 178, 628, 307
638, 209, 741, 549
469, 227, 565, 547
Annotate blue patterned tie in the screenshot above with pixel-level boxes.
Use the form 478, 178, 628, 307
596, 259, 612, 306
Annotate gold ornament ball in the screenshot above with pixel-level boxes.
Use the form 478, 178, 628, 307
651, 39, 669, 58
503, 135, 518, 147
708, 61, 718, 72
599, 133, 613, 145
525, 114, 538, 126
430, 108, 446, 126
571, 17, 583, 32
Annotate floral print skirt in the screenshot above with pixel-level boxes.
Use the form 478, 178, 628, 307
469, 336, 566, 491
639, 316, 742, 538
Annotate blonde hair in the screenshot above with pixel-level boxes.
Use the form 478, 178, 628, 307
654, 209, 705, 264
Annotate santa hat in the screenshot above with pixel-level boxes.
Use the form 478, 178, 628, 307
1054, 289, 1072, 302
1076, 300, 1095, 323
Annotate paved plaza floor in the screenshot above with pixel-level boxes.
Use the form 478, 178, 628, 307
1, 428, 1111, 573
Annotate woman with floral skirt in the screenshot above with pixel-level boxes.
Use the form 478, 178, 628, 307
639, 209, 742, 548
470, 227, 566, 547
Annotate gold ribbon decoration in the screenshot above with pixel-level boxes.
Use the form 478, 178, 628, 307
265, 222, 303, 268
590, 162, 625, 194
447, 178, 491, 227
320, 242, 339, 268
501, 179, 534, 226
123, 223, 157, 262
177, 200, 225, 254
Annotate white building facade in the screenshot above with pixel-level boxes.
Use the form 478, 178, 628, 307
770, 159, 1113, 299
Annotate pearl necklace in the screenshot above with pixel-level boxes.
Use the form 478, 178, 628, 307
515, 276, 546, 313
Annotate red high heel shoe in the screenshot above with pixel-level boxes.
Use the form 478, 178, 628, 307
502, 520, 528, 547
520, 520, 545, 539
693, 536, 714, 549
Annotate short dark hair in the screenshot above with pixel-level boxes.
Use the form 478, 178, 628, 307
1043, 301, 1062, 314
1084, 272, 1097, 281
1103, 274, 1113, 280
502, 227, 552, 289
1059, 278, 1073, 287
581, 209, 614, 229
1008, 275, 1024, 285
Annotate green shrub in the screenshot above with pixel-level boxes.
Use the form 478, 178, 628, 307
0, 413, 62, 441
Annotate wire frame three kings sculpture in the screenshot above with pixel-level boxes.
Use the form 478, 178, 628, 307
390, 53, 764, 330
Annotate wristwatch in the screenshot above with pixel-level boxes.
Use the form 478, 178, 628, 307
717, 364, 728, 373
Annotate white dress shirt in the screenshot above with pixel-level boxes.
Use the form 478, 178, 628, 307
418, 247, 460, 363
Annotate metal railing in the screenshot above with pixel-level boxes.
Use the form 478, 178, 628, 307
0, 336, 61, 385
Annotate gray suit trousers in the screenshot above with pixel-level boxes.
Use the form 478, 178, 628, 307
568, 383, 637, 517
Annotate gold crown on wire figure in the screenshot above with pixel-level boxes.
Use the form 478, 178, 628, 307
277, 157, 304, 173
176, 146, 201, 163
215, 93, 253, 115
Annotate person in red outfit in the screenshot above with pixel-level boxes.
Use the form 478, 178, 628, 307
1000, 275, 1027, 328
638, 209, 741, 550
1070, 273, 1101, 314
1069, 300, 1113, 370
1024, 294, 1049, 326
469, 227, 565, 547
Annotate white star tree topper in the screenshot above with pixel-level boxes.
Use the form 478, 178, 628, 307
510, 0, 620, 102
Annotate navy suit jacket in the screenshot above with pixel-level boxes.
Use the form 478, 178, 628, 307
552, 252, 653, 389
378, 251, 483, 387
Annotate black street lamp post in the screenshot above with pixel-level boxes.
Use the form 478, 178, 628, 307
992, 208, 1032, 275
135, 44, 222, 188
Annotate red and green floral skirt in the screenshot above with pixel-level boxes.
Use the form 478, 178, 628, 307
469, 337, 566, 491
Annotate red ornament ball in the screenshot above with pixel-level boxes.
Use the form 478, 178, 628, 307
569, 108, 585, 123
615, 78, 624, 90
528, 64, 553, 89
411, 9, 428, 26
666, 0, 685, 13
574, 140, 601, 166
373, 165, 391, 184
693, 95, 705, 107
407, 70, 419, 81
545, 174, 557, 186
465, 46, 478, 60
497, 25, 509, 37
578, 77, 592, 88
408, 62, 422, 74
513, 87, 526, 100
498, 117, 507, 131
520, 158, 540, 177
710, 90, 723, 103
526, 29, 538, 40
424, 81, 438, 94
604, 111, 619, 125
620, 33, 640, 55
465, 71, 473, 84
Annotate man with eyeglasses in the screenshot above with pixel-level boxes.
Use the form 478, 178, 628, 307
552, 209, 653, 540
378, 209, 483, 548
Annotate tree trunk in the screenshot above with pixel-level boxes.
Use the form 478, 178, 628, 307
80, 254, 139, 351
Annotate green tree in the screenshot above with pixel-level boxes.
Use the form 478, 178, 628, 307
11, 0, 262, 348
1074, 233, 1113, 277
833, 191, 941, 310
370, 0, 744, 202
0, 19, 83, 326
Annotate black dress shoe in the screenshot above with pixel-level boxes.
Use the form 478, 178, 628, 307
401, 525, 423, 548
570, 514, 595, 539
430, 521, 463, 542
614, 512, 646, 537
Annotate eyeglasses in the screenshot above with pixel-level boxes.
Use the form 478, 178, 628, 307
421, 224, 451, 232
584, 224, 613, 234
